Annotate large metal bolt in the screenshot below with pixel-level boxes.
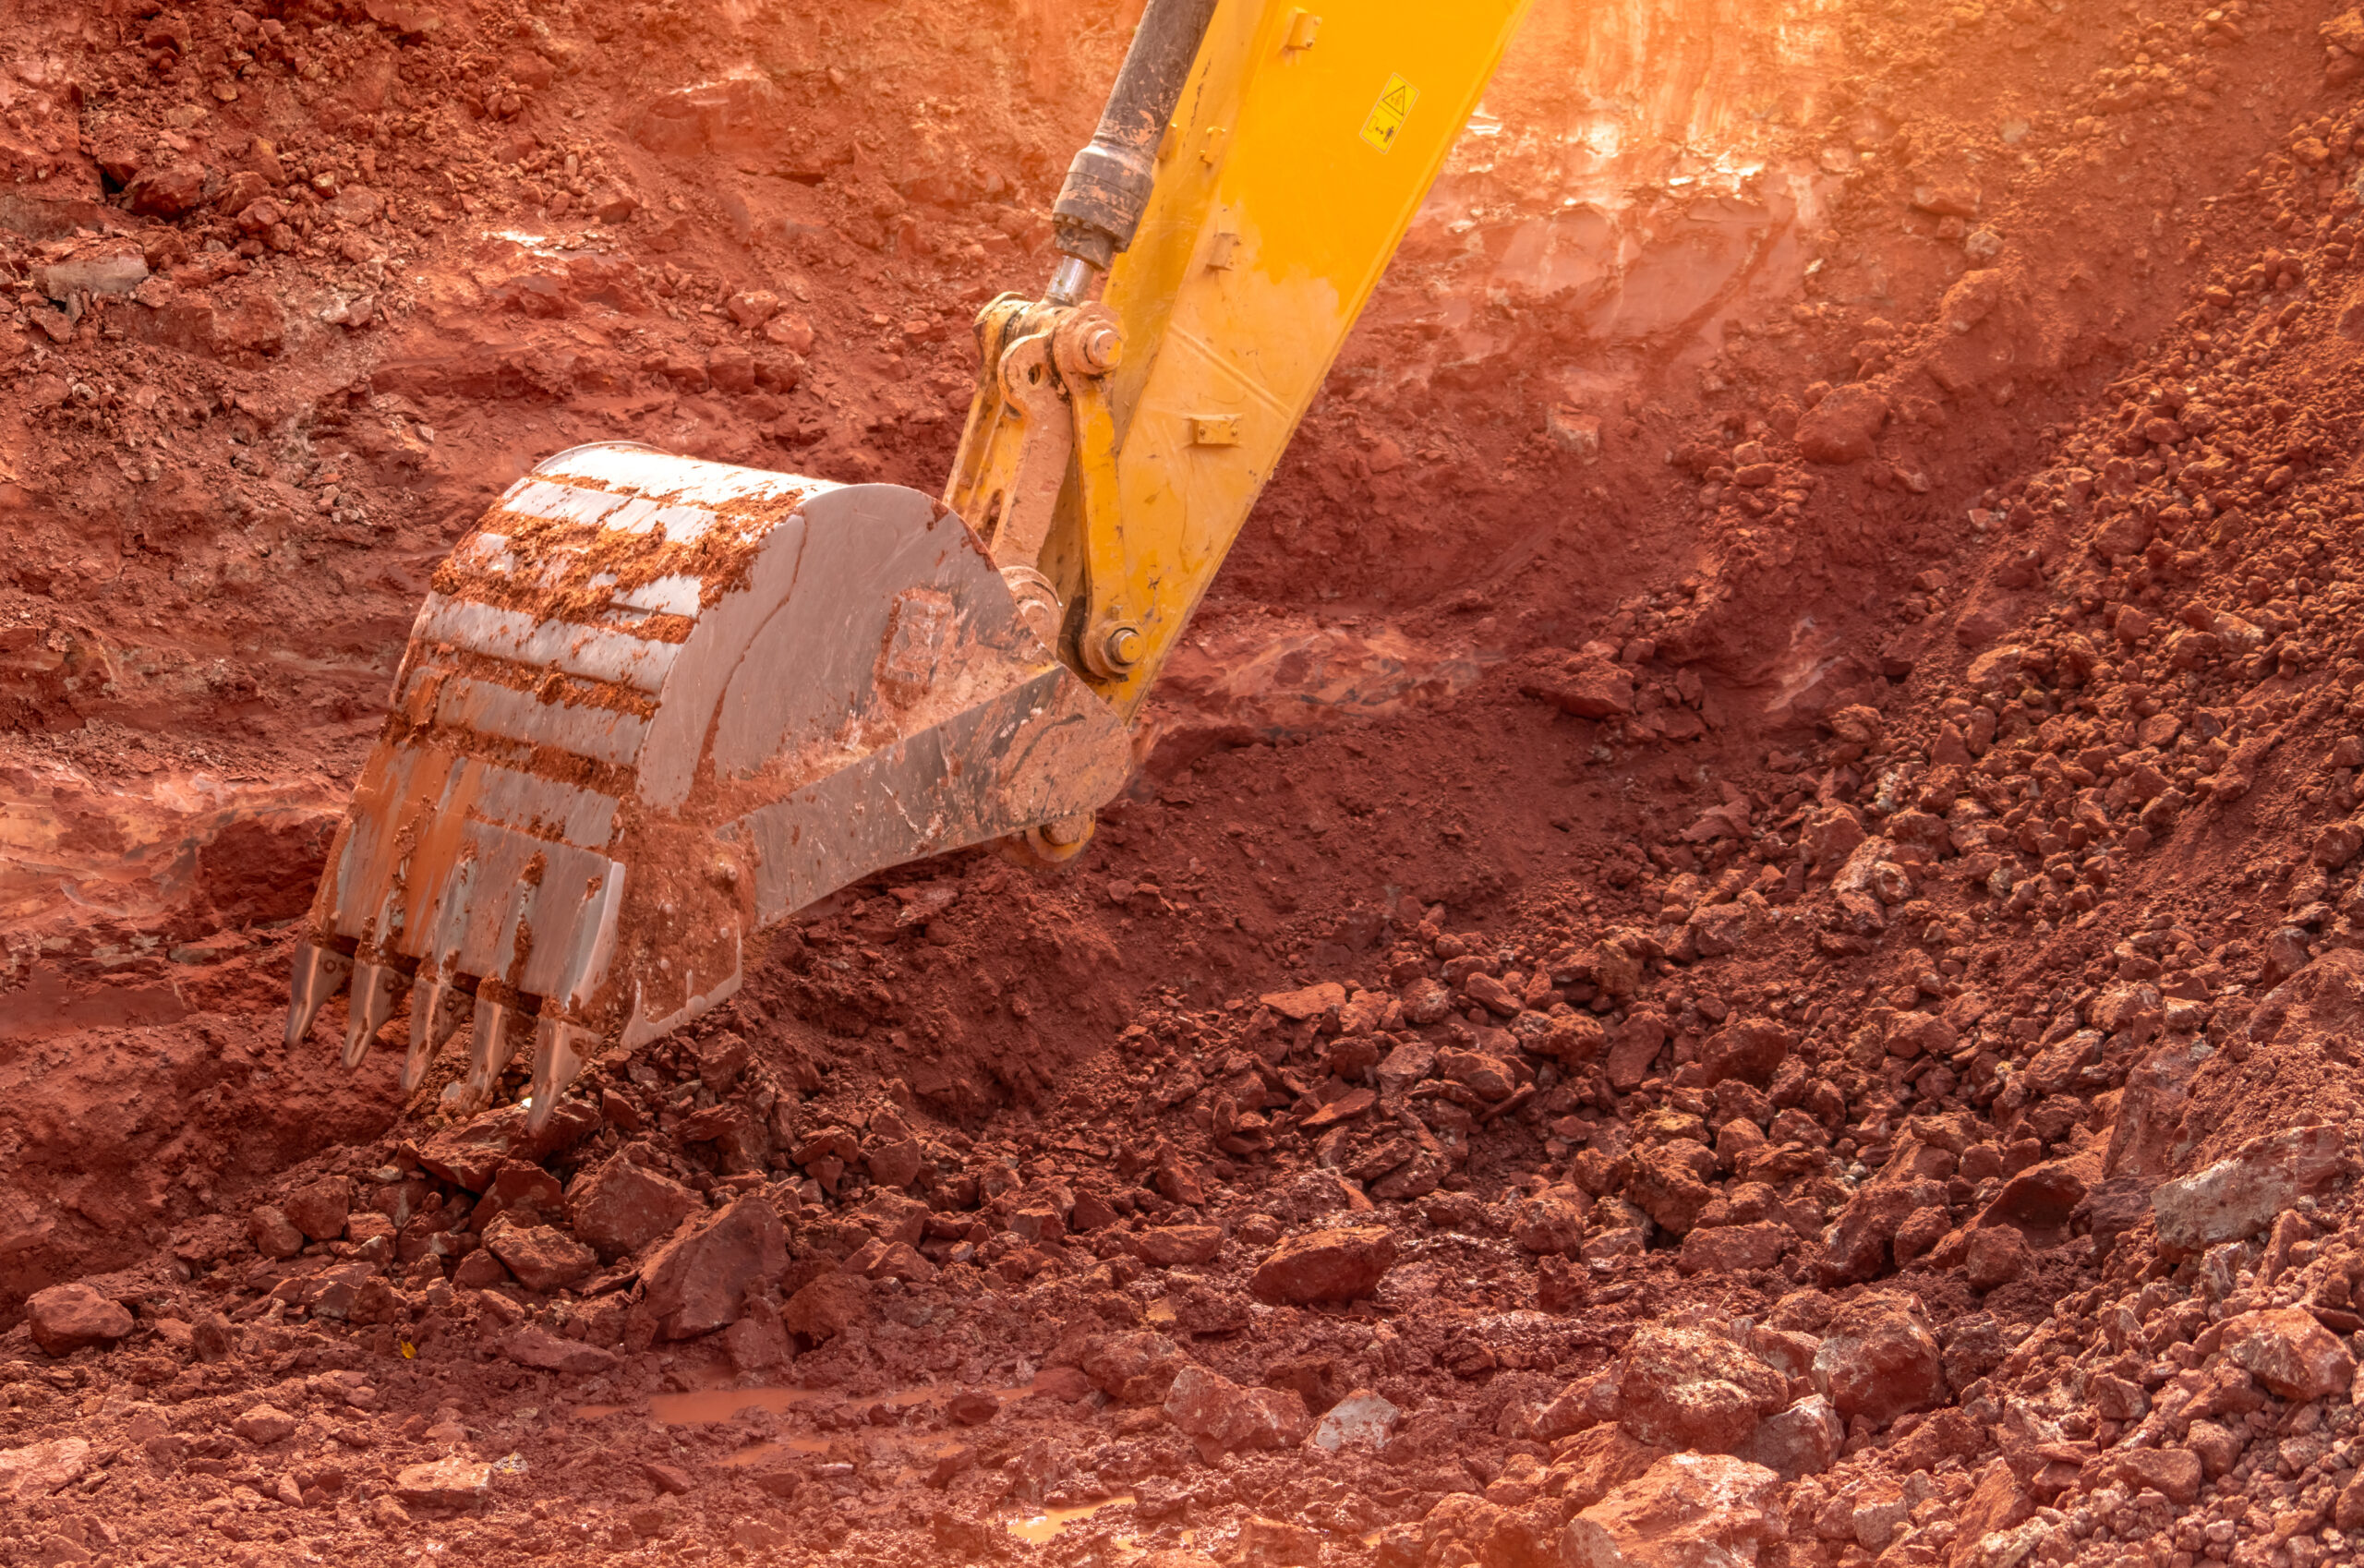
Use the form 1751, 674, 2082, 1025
1101, 622, 1145, 669
1078, 320, 1123, 372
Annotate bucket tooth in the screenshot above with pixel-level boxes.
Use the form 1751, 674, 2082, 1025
525, 1017, 595, 1133
403, 976, 473, 1094
285, 943, 355, 1049
463, 996, 524, 1108
342, 961, 405, 1069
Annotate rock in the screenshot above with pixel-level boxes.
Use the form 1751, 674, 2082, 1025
500, 1324, 620, 1376
1562, 1453, 1786, 1568
1510, 1187, 1589, 1254
780, 1273, 867, 1340
33, 242, 148, 300
24, 1283, 133, 1356
1701, 1019, 1791, 1086
635, 1196, 787, 1340
2152, 1125, 2346, 1254
1248, 1225, 1396, 1304
1518, 650, 1636, 719
469, 1160, 565, 1231
2219, 1308, 2356, 1401
1964, 1225, 2028, 1290
1534, 1368, 1623, 1441
1678, 1222, 1791, 1274
1737, 1395, 1842, 1479
565, 1155, 701, 1260
1628, 1144, 1714, 1236
1261, 982, 1345, 1021
863, 1136, 923, 1190
0, 1438, 90, 1500
2338, 1471, 2364, 1532
1616, 1325, 1790, 1453
1812, 1294, 1946, 1425
486, 1223, 597, 1292
1552, 1425, 1675, 1511
231, 1405, 297, 1446
1082, 1331, 1189, 1405
721, 1305, 793, 1372
416, 1103, 599, 1191
126, 163, 209, 218
2114, 1446, 2202, 1506
283, 1176, 353, 1241
1162, 1365, 1312, 1453
247, 1204, 306, 1260
392, 1457, 494, 1510
1136, 1224, 1224, 1265
1308, 1389, 1401, 1452
1795, 384, 1889, 464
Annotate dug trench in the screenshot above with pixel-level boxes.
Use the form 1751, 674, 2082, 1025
7, 0, 2364, 1564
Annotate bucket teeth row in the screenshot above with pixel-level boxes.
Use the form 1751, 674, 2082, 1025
285, 943, 355, 1050
294, 938, 605, 1124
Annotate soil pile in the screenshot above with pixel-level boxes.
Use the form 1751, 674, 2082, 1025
9, 0, 2364, 1563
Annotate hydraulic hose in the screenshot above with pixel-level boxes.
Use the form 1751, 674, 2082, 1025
1049, 0, 1222, 293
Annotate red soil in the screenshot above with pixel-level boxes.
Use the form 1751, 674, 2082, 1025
7, 0, 2364, 1563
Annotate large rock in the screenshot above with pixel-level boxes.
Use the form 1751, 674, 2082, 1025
1812, 1293, 1947, 1425
0, 1438, 90, 1499
1517, 650, 1636, 719
485, 1221, 597, 1292
393, 1456, 494, 1509
25, 1284, 133, 1356
1308, 1390, 1400, 1452
1678, 1222, 1791, 1275
1701, 1018, 1791, 1086
1794, 384, 1888, 464
231, 1405, 297, 1445
1562, 1453, 1786, 1568
566, 1156, 700, 1260
1081, 1331, 1189, 1405
248, 1204, 306, 1260
2152, 1125, 2346, 1254
416, 1103, 599, 1191
1737, 1395, 1842, 1479
282, 1175, 352, 1242
1162, 1366, 1312, 1453
2220, 1308, 2356, 1402
499, 1324, 619, 1376
1510, 1187, 1589, 1254
1136, 1224, 1224, 1265
1248, 1225, 1396, 1304
635, 1195, 786, 1340
1552, 1425, 1674, 1511
780, 1272, 868, 1340
1616, 1325, 1789, 1453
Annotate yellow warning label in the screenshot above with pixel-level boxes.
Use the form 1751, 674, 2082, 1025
1359, 73, 1418, 153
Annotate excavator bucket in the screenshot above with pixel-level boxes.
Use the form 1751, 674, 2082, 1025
286, 443, 1133, 1125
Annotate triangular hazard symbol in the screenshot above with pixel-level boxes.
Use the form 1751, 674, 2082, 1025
1381, 86, 1409, 113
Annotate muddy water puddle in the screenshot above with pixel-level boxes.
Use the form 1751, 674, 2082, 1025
1007, 1496, 1138, 1545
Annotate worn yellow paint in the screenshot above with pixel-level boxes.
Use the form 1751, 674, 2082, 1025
1036, 0, 1533, 718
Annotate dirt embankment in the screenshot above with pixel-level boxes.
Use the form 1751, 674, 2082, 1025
8, 0, 2364, 1564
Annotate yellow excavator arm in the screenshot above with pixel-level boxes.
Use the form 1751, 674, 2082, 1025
285, 0, 1532, 1125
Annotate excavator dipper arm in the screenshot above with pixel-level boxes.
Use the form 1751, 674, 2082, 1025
287, 0, 1531, 1125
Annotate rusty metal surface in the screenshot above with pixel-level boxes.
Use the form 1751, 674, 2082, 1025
288, 443, 1134, 1124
